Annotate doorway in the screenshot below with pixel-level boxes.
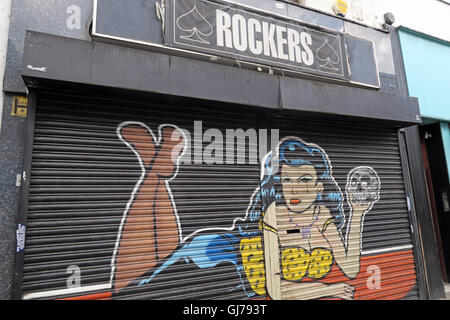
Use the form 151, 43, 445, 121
420, 123, 450, 283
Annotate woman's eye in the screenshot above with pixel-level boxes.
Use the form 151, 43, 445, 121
283, 177, 291, 183
298, 175, 313, 183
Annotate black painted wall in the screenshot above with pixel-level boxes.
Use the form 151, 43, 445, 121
0, 93, 27, 299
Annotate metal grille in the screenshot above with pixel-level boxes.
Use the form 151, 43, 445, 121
271, 114, 419, 300
21, 91, 419, 300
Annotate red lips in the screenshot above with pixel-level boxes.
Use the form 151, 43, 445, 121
290, 199, 302, 205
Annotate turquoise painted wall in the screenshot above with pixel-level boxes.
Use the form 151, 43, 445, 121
398, 28, 450, 122
441, 123, 450, 184
399, 28, 450, 185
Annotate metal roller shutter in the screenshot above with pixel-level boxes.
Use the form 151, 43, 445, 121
269, 114, 419, 300
21, 91, 419, 300
22, 91, 262, 300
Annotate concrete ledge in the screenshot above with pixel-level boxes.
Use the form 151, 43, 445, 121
22, 31, 421, 125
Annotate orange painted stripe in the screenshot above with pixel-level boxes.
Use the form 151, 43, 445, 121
308, 250, 417, 300
60, 291, 112, 300
58, 250, 416, 300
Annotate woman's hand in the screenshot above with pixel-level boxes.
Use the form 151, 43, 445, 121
281, 281, 355, 300
349, 193, 373, 218
330, 283, 355, 300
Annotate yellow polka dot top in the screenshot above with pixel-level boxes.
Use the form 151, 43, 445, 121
239, 235, 334, 295
281, 247, 333, 281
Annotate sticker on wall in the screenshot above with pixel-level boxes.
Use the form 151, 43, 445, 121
332, 0, 348, 17
11, 96, 28, 118
16, 224, 26, 253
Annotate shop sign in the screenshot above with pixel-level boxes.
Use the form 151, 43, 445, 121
166, 0, 349, 80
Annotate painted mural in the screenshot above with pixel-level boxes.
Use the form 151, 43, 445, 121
107, 121, 417, 300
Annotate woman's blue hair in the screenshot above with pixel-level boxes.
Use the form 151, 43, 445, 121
239, 139, 345, 237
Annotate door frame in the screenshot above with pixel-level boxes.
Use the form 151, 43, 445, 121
420, 128, 448, 282
399, 126, 445, 299
12, 90, 38, 300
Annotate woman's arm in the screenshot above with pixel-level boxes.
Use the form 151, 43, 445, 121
262, 202, 282, 300
281, 281, 355, 300
262, 203, 356, 300
321, 199, 372, 279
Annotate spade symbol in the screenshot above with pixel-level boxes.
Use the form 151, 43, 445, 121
316, 39, 340, 71
177, 5, 213, 44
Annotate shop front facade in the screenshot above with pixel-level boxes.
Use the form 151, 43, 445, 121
1, 0, 445, 300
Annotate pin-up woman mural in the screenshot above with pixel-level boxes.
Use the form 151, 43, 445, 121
111, 122, 380, 300
242, 137, 381, 299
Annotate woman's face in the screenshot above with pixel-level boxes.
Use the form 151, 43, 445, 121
281, 164, 323, 213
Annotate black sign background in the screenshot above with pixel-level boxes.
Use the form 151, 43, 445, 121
166, 0, 349, 80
